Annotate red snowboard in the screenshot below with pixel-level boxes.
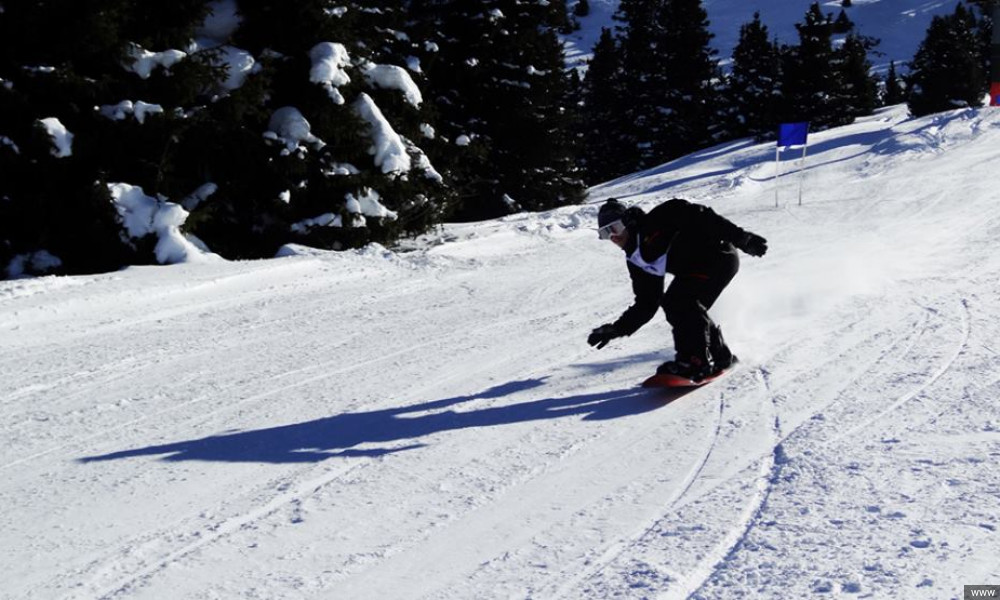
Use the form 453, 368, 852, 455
641, 367, 730, 389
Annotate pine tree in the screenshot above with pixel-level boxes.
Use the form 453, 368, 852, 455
579, 28, 633, 183
907, 3, 987, 117
725, 12, 782, 140
343, 0, 456, 240
575, 0, 591, 18
883, 61, 906, 105
0, 0, 214, 276
496, 6, 584, 212
180, 1, 450, 255
614, 0, 721, 168
781, 3, 840, 129
969, 1, 994, 96
415, 0, 583, 220
833, 9, 854, 34
0, 1, 454, 277
651, 0, 722, 160
408, 0, 502, 217
831, 33, 880, 123
612, 0, 663, 170
545, 0, 575, 34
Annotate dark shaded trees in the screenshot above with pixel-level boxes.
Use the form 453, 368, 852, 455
907, 3, 988, 117
725, 12, 782, 140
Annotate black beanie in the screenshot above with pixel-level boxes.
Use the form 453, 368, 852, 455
597, 198, 626, 228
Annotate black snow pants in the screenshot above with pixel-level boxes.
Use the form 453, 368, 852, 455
660, 250, 739, 365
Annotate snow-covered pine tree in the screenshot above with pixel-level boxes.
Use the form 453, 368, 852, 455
406, 0, 499, 218
724, 12, 782, 141
414, 0, 583, 220
190, 0, 450, 254
329, 1, 453, 243
0, 0, 218, 277
907, 3, 987, 117
0, 0, 454, 277
972, 2, 993, 89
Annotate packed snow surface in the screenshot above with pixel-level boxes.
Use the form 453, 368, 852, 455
4, 105, 1000, 599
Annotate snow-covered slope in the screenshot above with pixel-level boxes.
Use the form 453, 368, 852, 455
564, 0, 956, 71
4, 104, 1000, 599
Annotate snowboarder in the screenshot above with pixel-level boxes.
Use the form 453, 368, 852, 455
588, 198, 768, 382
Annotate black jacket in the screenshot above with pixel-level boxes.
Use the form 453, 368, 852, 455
612, 199, 746, 335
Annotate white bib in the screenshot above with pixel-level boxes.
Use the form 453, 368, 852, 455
627, 242, 667, 276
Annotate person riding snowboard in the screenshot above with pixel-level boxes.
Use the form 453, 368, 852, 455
588, 198, 768, 381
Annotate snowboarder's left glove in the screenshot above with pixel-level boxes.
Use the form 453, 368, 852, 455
737, 231, 768, 257
588, 324, 619, 349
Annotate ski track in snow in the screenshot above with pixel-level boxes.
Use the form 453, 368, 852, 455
557, 296, 946, 598
548, 369, 756, 600
826, 298, 972, 446
678, 369, 784, 600
77, 459, 374, 600
5, 106, 1000, 599
554, 370, 779, 600
530, 381, 730, 600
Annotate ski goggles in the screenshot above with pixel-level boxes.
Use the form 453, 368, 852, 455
598, 219, 626, 240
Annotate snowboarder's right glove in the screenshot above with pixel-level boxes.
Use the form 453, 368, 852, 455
588, 324, 619, 349
736, 231, 768, 257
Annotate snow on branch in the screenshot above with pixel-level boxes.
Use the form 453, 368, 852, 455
347, 187, 397, 221
98, 101, 164, 124
290, 188, 397, 234
38, 118, 73, 157
362, 63, 423, 107
354, 93, 410, 175
265, 107, 327, 154
108, 183, 219, 264
310, 42, 352, 104
123, 43, 187, 79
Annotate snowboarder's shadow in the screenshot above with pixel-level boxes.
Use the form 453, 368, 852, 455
79, 378, 694, 465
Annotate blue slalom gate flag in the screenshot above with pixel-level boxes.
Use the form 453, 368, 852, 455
774, 122, 810, 207
777, 122, 809, 147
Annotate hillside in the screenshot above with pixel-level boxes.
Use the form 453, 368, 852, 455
3, 104, 1000, 599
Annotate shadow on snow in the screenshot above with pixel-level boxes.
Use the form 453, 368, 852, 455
79, 377, 692, 465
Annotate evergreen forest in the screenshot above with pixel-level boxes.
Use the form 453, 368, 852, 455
0, 0, 993, 278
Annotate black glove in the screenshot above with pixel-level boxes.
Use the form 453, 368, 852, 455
737, 231, 768, 257
588, 324, 619, 349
